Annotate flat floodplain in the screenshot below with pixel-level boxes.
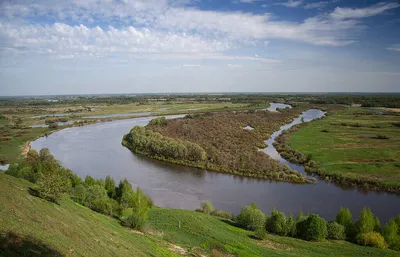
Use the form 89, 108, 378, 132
289, 108, 400, 187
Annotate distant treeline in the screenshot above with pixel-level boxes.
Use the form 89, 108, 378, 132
1, 93, 399, 108
122, 111, 314, 184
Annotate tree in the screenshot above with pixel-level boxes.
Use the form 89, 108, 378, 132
374, 217, 381, 232
105, 176, 116, 199
296, 214, 327, 241
71, 184, 87, 204
200, 201, 213, 214
266, 208, 287, 236
237, 203, 266, 231
84, 176, 96, 187
336, 207, 353, 238
382, 219, 400, 250
117, 179, 134, 208
36, 167, 72, 201
327, 222, 346, 240
286, 213, 296, 237
84, 185, 110, 214
356, 208, 375, 235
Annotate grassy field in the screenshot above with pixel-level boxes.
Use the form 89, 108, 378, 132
0, 101, 266, 164
1, 172, 399, 257
289, 108, 400, 187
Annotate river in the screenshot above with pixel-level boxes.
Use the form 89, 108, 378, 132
30, 104, 400, 222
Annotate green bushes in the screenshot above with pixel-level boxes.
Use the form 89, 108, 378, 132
149, 117, 168, 126
327, 222, 346, 240
200, 201, 213, 214
236, 203, 266, 231
265, 209, 287, 236
296, 214, 328, 241
382, 219, 400, 250
356, 232, 388, 249
210, 209, 232, 219
336, 207, 354, 237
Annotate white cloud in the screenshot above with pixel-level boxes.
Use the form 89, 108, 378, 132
304, 1, 338, 10
387, 44, 400, 52
330, 2, 400, 20
277, 0, 304, 8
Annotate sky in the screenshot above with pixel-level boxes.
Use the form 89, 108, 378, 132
0, 0, 400, 95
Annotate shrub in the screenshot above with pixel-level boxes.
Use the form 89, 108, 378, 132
200, 201, 213, 214
327, 222, 346, 240
210, 209, 232, 219
254, 227, 267, 240
266, 209, 287, 236
373, 134, 389, 140
122, 213, 147, 231
48, 122, 59, 129
84, 176, 96, 187
84, 185, 110, 214
149, 117, 168, 126
356, 232, 388, 249
382, 219, 400, 250
286, 214, 296, 237
374, 217, 381, 232
296, 214, 327, 241
237, 203, 266, 231
71, 174, 83, 187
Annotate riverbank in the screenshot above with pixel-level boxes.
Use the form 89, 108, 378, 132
274, 108, 400, 194
122, 109, 317, 184
2, 172, 399, 257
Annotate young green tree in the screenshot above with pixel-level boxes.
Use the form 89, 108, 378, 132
84, 175, 96, 187
237, 203, 266, 231
374, 217, 381, 232
356, 208, 375, 235
327, 222, 346, 240
266, 208, 287, 236
37, 167, 72, 201
335, 207, 353, 237
286, 213, 296, 237
296, 214, 328, 241
104, 176, 116, 199
382, 219, 400, 250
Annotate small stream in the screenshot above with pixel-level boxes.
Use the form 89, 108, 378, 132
30, 103, 400, 222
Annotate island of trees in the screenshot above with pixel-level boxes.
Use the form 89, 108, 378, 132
122, 109, 315, 184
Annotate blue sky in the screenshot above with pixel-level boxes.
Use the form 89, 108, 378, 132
0, 0, 399, 95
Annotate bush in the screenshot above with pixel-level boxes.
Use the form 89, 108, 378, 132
36, 167, 72, 201
286, 214, 296, 237
122, 213, 147, 231
149, 117, 168, 126
84, 185, 111, 214
382, 219, 400, 250
211, 209, 232, 219
296, 214, 327, 241
48, 122, 59, 129
105, 176, 116, 199
356, 232, 388, 249
71, 184, 87, 204
237, 203, 266, 231
327, 222, 346, 240
200, 201, 213, 214
254, 227, 267, 240
266, 209, 287, 236
373, 134, 389, 140
84, 176, 96, 187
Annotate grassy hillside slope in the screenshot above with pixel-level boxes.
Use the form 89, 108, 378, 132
1, 172, 399, 257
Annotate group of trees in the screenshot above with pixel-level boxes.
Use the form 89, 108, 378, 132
6, 148, 153, 231
234, 203, 400, 250
124, 111, 314, 184
123, 126, 207, 162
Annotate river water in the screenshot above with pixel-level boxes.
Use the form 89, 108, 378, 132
30, 104, 400, 222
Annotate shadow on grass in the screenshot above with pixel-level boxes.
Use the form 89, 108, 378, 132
0, 232, 64, 257
28, 188, 59, 205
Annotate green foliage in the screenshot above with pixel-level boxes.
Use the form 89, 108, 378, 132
356, 232, 388, 249
374, 217, 382, 232
84, 185, 110, 213
286, 213, 296, 237
123, 126, 207, 162
71, 173, 83, 187
71, 184, 87, 204
104, 175, 116, 199
149, 117, 168, 126
117, 179, 134, 208
266, 208, 287, 236
122, 213, 147, 231
84, 175, 96, 187
296, 214, 328, 242
254, 227, 267, 240
210, 209, 232, 219
327, 222, 346, 240
356, 208, 375, 235
200, 201, 213, 214
382, 219, 400, 250
237, 203, 266, 231
336, 207, 354, 237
